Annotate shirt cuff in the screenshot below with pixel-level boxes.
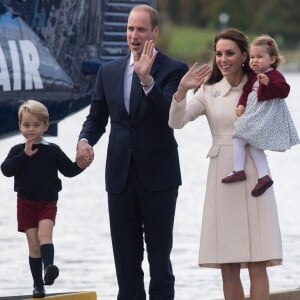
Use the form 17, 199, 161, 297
143, 81, 154, 95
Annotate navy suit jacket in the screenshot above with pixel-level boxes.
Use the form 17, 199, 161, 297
79, 51, 188, 193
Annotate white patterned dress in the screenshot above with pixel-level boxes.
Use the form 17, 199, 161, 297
234, 80, 300, 151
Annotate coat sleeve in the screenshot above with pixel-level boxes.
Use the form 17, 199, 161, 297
78, 65, 109, 146
169, 87, 206, 129
237, 72, 256, 107
55, 144, 84, 177
1, 145, 28, 177
257, 69, 290, 101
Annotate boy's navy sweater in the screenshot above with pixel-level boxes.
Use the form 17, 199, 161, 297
1, 143, 83, 201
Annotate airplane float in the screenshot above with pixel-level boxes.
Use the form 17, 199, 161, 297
0, 0, 155, 138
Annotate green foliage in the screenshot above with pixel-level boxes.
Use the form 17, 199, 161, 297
157, 25, 299, 67
157, 0, 300, 49
157, 25, 217, 64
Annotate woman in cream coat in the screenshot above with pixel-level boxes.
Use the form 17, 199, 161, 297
169, 28, 282, 300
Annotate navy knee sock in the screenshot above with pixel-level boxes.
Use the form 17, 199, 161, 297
29, 256, 43, 287
40, 243, 54, 269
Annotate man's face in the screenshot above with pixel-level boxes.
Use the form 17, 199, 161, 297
127, 9, 158, 58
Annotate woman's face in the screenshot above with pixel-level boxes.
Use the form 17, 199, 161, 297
215, 38, 247, 85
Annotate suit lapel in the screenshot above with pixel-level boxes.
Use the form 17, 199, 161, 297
115, 55, 131, 118
150, 51, 163, 77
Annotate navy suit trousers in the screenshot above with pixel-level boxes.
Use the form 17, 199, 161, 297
108, 159, 178, 300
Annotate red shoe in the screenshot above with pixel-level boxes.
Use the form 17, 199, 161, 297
251, 175, 273, 197
222, 170, 246, 183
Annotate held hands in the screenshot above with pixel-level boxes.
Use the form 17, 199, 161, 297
236, 105, 245, 117
76, 139, 94, 169
175, 63, 211, 102
133, 40, 157, 85
257, 73, 270, 86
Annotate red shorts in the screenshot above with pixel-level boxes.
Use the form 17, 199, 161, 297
17, 198, 57, 232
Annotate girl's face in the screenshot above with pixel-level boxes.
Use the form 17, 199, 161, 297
215, 39, 247, 86
19, 111, 48, 143
249, 45, 276, 74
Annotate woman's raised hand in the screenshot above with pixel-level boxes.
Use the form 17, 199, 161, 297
175, 63, 211, 102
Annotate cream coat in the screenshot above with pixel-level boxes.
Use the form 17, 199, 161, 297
169, 76, 282, 268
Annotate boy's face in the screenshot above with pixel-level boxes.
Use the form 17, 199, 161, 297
19, 111, 48, 143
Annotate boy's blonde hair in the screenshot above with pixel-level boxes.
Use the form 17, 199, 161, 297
251, 35, 284, 68
18, 99, 49, 124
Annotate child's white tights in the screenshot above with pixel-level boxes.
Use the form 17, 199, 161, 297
233, 137, 269, 178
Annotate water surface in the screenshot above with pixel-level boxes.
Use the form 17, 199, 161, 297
0, 73, 299, 299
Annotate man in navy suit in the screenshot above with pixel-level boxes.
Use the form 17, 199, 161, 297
76, 4, 188, 300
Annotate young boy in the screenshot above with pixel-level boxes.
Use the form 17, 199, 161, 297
1, 100, 84, 298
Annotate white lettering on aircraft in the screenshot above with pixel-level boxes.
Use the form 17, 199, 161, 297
0, 40, 43, 91
8, 41, 21, 91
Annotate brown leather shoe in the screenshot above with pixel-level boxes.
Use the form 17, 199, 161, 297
251, 175, 273, 197
222, 170, 246, 183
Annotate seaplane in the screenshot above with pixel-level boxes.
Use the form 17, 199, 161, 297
0, 0, 91, 138
0, 0, 155, 139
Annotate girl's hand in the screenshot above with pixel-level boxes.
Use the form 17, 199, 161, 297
175, 63, 211, 102
257, 73, 270, 86
236, 105, 245, 117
